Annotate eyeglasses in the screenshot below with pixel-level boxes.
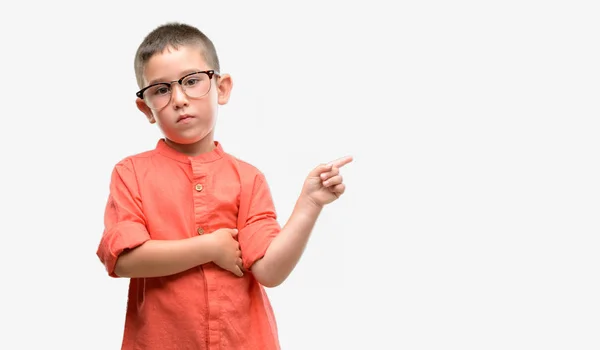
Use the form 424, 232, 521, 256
136, 70, 220, 110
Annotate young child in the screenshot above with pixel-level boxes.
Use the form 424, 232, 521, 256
96, 22, 352, 350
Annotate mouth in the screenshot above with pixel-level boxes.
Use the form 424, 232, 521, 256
177, 114, 194, 123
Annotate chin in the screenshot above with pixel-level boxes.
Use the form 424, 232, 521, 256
166, 133, 209, 145
166, 137, 199, 145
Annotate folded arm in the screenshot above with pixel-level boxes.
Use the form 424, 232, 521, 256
113, 236, 216, 278
96, 160, 242, 279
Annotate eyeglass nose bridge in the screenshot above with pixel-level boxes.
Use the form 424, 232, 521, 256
169, 75, 189, 89
166, 79, 188, 98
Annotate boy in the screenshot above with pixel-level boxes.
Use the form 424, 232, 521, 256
96, 22, 352, 350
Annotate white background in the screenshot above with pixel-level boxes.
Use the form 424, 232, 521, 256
1, 1, 599, 349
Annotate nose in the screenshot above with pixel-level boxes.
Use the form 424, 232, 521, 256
170, 84, 189, 109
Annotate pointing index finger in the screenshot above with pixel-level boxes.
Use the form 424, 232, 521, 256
328, 156, 353, 169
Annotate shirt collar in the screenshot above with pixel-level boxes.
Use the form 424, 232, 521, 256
155, 138, 224, 164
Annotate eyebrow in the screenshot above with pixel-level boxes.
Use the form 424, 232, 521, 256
147, 69, 205, 85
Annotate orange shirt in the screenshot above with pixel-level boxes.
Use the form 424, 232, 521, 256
96, 139, 282, 350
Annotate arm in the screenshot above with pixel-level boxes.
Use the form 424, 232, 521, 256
251, 156, 353, 287
115, 229, 242, 278
114, 235, 214, 278
250, 196, 321, 287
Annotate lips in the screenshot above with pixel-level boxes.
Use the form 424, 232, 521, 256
177, 114, 194, 123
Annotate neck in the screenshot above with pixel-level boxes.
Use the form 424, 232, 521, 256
165, 135, 215, 157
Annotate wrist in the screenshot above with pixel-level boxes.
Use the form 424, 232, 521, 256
296, 194, 323, 215
193, 234, 217, 261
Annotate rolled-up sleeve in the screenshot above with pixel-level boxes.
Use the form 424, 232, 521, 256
96, 159, 151, 277
238, 172, 281, 270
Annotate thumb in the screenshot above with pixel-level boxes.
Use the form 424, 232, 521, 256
230, 229, 239, 236
309, 163, 333, 177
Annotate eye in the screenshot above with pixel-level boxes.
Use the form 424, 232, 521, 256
184, 78, 200, 87
183, 73, 208, 87
153, 86, 170, 96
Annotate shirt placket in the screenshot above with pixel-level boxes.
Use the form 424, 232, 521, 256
191, 160, 220, 349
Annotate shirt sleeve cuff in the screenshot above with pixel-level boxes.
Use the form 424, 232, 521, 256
96, 221, 151, 277
240, 219, 281, 270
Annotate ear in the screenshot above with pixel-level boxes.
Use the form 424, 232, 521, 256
136, 98, 156, 124
216, 74, 233, 105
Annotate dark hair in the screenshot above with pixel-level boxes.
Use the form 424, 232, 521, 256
134, 22, 220, 88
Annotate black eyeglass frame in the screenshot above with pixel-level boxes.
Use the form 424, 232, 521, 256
135, 70, 220, 100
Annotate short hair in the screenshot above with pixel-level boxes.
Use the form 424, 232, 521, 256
134, 22, 221, 89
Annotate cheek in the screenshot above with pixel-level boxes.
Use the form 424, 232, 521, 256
193, 99, 217, 116
206, 88, 220, 106
153, 112, 173, 127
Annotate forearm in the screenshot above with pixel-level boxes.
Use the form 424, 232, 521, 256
251, 196, 322, 287
114, 235, 215, 278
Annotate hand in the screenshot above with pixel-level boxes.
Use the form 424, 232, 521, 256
208, 228, 244, 277
302, 156, 353, 208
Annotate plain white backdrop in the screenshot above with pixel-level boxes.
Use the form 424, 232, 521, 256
1, 1, 599, 349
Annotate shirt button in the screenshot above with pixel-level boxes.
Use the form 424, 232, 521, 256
195, 184, 204, 192
197, 227, 205, 235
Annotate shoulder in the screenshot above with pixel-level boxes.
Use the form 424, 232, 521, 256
111, 148, 157, 174
224, 151, 263, 175
223, 152, 269, 186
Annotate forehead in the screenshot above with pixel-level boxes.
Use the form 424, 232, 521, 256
143, 45, 209, 85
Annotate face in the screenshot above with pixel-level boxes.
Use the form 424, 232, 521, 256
136, 45, 232, 148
